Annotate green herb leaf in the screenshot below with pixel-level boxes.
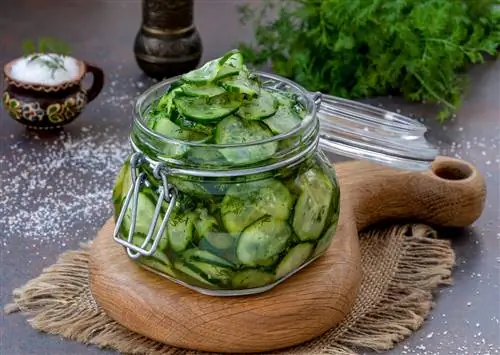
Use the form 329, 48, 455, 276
238, 0, 500, 121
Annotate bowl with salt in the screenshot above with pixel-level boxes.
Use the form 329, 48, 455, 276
2, 53, 104, 130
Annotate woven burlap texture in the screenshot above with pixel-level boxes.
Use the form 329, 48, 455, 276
4, 223, 455, 355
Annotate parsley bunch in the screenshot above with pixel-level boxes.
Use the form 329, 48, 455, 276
238, 0, 500, 121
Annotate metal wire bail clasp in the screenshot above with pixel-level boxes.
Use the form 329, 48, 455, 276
112, 152, 178, 259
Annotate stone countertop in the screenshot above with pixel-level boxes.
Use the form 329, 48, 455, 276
1, 1, 499, 354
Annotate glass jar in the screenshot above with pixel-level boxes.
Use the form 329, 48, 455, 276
112, 72, 438, 296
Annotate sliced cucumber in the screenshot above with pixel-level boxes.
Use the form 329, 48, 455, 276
203, 232, 234, 251
221, 179, 294, 235
188, 260, 233, 285
292, 167, 334, 241
236, 89, 278, 120
263, 103, 302, 135
275, 243, 313, 279
313, 218, 338, 258
153, 116, 205, 141
133, 235, 171, 266
180, 59, 220, 84
121, 191, 168, 250
193, 208, 219, 238
174, 260, 217, 287
218, 69, 260, 97
174, 95, 242, 123
139, 257, 177, 278
180, 50, 242, 84
169, 176, 210, 198
167, 212, 195, 252
232, 269, 275, 289
215, 116, 277, 165
182, 248, 234, 268
112, 160, 131, 206
181, 83, 226, 98
236, 216, 292, 267
185, 147, 227, 166
170, 111, 215, 136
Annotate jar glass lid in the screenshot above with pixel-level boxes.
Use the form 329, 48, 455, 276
315, 93, 439, 171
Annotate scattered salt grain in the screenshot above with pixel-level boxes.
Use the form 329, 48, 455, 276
10, 54, 80, 86
0, 128, 129, 248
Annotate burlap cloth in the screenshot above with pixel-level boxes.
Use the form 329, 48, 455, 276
4, 222, 455, 355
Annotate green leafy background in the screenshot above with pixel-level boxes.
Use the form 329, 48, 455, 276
238, 0, 500, 121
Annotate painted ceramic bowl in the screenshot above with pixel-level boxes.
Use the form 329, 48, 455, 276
2, 54, 104, 130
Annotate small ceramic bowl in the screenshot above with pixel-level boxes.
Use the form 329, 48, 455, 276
2, 54, 104, 130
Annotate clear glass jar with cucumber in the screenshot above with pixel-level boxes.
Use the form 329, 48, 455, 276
112, 49, 438, 296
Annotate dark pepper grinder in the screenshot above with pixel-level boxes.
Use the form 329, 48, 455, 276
133, 0, 203, 80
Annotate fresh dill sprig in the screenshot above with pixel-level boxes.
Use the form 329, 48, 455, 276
238, 0, 500, 122
22, 37, 72, 79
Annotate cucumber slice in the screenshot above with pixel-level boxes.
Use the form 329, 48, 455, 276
169, 176, 210, 198
313, 218, 338, 258
133, 235, 171, 266
232, 269, 275, 288
215, 116, 278, 165
218, 69, 260, 97
203, 232, 234, 251
180, 50, 242, 84
220, 49, 244, 69
139, 257, 177, 278
193, 208, 219, 238
182, 248, 234, 268
153, 116, 206, 141
188, 260, 233, 285
174, 95, 242, 123
181, 59, 220, 84
236, 216, 292, 267
275, 243, 313, 279
263, 103, 302, 135
112, 160, 131, 206
185, 147, 227, 166
170, 111, 215, 136
292, 167, 334, 241
121, 192, 161, 243
237, 89, 278, 120
221, 179, 294, 235
167, 212, 195, 252
174, 260, 217, 287
181, 83, 226, 98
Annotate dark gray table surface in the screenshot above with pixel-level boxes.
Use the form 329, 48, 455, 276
1, 1, 499, 354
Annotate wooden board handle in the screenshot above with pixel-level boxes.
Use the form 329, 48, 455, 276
337, 156, 487, 232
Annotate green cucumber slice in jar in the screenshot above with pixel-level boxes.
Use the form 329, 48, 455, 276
292, 167, 335, 241
120, 191, 168, 251
170, 110, 215, 136
221, 179, 294, 235
313, 217, 338, 258
193, 208, 233, 250
236, 216, 292, 267
218, 69, 260, 97
173, 260, 218, 287
180, 50, 242, 84
232, 269, 275, 289
174, 95, 242, 123
236, 89, 278, 120
215, 115, 277, 165
182, 248, 234, 269
181, 83, 226, 98
263, 102, 302, 135
132, 235, 171, 266
167, 212, 195, 252
275, 243, 314, 279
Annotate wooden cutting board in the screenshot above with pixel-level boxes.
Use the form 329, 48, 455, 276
89, 156, 485, 353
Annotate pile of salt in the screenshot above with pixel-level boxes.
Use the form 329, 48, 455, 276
10, 54, 80, 86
